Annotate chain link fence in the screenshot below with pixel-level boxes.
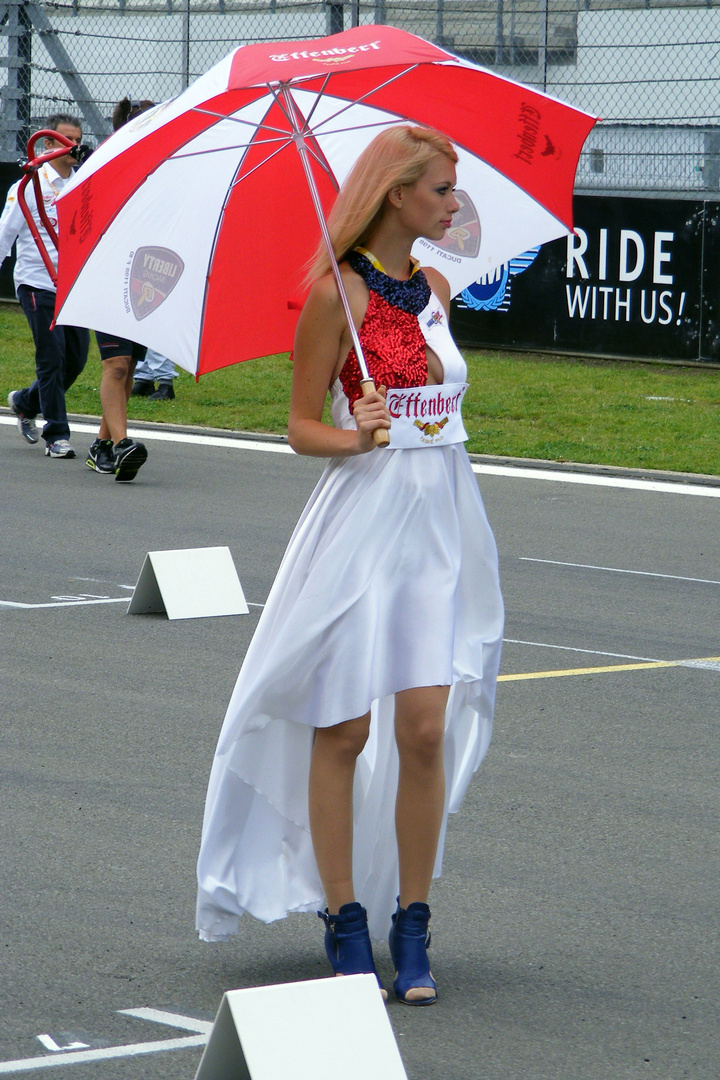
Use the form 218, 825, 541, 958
1, 0, 719, 192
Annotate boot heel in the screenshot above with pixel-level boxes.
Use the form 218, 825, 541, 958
388, 899, 437, 1006
318, 902, 386, 997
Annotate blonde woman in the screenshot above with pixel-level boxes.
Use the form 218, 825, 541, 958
196, 126, 504, 1006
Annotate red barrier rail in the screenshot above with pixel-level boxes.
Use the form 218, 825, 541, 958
16, 130, 78, 287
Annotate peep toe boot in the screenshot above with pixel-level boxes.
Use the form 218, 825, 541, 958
388, 900, 437, 1005
319, 902, 386, 995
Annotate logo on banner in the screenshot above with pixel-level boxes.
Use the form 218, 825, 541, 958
459, 247, 540, 313
385, 383, 468, 447
414, 417, 449, 442
128, 246, 184, 320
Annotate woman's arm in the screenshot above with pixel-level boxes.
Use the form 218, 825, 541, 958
288, 273, 391, 457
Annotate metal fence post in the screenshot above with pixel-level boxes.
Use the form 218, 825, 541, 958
182, 0, 190, 90
495, 0, 505, 65
538, 0, 548, 93
25, 1, 110, 143
0, 0, 32, 155
327, 1, 343, 36
704, 130, 720, 192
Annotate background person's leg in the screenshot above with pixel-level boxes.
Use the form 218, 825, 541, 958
17, 286, 71, 445
99, 354, 134, 444
62, 325, 90, 395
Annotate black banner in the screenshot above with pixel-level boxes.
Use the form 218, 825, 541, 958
451, 195, 720, 364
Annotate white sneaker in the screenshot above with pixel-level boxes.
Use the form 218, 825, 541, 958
7, 390, 39, 444
45, 439, 75, 459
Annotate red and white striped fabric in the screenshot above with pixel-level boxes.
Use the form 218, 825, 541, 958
54, 25, 596, 377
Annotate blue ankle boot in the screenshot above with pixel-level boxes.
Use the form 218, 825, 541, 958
319, 902, 385, 995
388, 899, 437, 1005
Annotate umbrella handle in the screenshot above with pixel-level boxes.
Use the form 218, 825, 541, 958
279, 87, 390, 449
360, 379, 390, 447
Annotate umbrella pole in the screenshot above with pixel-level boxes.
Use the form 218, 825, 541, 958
281, 86, 390, 447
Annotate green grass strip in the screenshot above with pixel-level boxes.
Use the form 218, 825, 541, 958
2, 302, 718, 476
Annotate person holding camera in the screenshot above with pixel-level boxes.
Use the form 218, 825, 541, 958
2, 113, 90, 458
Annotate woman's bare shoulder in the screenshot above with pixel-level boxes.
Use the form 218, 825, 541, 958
422, 266, 451, 313
306, 263, 367, 310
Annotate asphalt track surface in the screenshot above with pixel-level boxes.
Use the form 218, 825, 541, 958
1, 411, 719, 1080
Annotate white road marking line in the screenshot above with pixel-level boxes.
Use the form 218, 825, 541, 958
0, 415, 293, 455
681, 657, 720, 672
70, 578, 135, 590
0, 597, 265, 610
520, 557, 720, 585
503, 638, 663, 663
35, 1038, 88, 1054
3, 414, 718, 495
0, 598, 129, 609
118, 1007, 212, 1035
50, 595, 109, 601
0, 1009, 211, 1074
471, 461, 720, 497
0, 1035, 207, 1074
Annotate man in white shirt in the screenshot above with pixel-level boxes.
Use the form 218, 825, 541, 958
1, 114, 90, 458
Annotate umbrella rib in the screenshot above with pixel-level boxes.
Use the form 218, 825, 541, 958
302, 143, 338, 189
299, 65, 422, 136
228, 139, 294, 188
172, 134, 293, 161
308, 116, 409, 140
301, 73, 332, 129
265, 82, 299, 132
266, 82, 340, 192
191, 106, 292, 140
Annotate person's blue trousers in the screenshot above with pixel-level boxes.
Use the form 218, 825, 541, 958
15, 285, 89, 443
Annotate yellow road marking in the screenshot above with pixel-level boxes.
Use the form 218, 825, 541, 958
498, 656, 720, 683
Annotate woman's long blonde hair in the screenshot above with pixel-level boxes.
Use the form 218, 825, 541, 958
308, 125, 458, 282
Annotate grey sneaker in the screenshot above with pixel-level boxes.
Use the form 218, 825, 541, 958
86, 438, 115, 474
45, 438, 75, 459
7, 391, 39, 444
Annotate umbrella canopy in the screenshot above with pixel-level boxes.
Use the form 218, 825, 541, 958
54, 25, 596, 378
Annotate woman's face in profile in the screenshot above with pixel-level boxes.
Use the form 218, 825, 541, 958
398, 155, 459, 243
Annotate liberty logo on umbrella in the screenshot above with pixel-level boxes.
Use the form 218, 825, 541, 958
433, 191, 480, 259
129, 246, 184, 320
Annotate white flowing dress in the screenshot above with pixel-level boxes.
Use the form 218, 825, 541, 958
196, 293, 504, 942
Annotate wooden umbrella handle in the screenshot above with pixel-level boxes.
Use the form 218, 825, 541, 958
360, 379, 390, 447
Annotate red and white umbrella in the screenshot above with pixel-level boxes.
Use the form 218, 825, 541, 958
54, 25, 596, 378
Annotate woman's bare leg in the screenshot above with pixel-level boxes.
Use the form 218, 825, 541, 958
308, 713, 370, 914
393, 684, 449, 1003
394, 684, 449, 906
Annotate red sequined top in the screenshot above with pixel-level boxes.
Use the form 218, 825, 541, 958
340, 290, 427, 412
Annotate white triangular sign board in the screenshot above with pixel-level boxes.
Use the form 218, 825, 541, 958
127, 546, 249, 620
194, 975, 408, 1080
